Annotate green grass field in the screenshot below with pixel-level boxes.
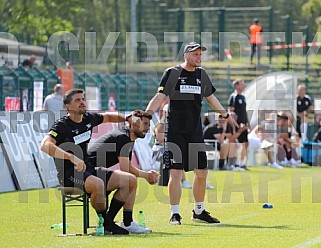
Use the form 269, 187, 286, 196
1, 165, 321, 248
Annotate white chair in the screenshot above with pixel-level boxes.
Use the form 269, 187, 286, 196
204, 139, 219, 170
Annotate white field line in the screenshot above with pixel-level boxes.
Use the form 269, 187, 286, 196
292, 235, 321, 248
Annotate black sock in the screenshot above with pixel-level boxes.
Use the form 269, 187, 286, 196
96, 209, 108, 221
219, 159, 225, 169
106, 197, 125, 221
123, 209, 133, 226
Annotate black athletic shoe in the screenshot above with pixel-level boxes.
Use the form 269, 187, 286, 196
104, 219, 129, 235
192, 210, 220, 224
240, 165, 250, 171
169, 213, 182, 225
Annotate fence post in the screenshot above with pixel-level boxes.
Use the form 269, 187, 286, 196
199, 10, 204, 37
114, 0, 120, 74
137, 0, 142, 62
268, 6, 273, 64
218, 7, 225, 61
177, 8, 184, 54
285, 15, 292, 71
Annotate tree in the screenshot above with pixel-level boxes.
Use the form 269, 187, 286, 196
0, 0, 84, 45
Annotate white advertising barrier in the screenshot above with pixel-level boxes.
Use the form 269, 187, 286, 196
0, 144, 16, 192
0, 111, 58, 190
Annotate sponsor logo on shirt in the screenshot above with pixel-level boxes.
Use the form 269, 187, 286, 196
73, 130, 91, 145
180, 85, 201, 94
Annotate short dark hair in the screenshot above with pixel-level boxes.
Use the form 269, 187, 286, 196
126, 109, 152, 121
232, 79, 244, 87
63, 88, 84, 105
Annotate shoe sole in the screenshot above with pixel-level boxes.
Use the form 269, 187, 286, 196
169, 221, 181, 225
191, 217, 220, 224
104, 231, 129, 235
127, 230, 152, 234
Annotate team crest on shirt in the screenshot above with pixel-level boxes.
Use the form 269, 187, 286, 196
72, 129, 79, 135
298, 100, 301, 105
238, 99, 243, 104
305, 101, 309, 106
196, 79, 201, 85
86, 123, 91, 129
178, 77, 187, 84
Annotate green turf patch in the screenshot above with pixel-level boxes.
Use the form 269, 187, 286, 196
1, 165, 321, 247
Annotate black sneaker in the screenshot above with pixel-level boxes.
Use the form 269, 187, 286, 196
104, 219, 129, 235
240, 165, 250, 171
169, 213, 182, 225
192, 210, 220, 224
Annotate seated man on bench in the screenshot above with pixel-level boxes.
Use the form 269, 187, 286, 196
41, 88, 141, 235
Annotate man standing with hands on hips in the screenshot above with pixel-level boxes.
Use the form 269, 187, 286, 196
145, 42, 238, 225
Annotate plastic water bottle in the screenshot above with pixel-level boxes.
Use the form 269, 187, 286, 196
138, 210, 146, 228
96, 214, 104, 236
50, 223, 69, 229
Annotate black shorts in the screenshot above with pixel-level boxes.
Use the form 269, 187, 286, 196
59, 166, 114, 193
165, 132, 208, 172
237, 129, 248, 143
251, 43, 261, 52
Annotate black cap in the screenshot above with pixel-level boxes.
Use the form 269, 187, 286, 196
183, 42, 207, 53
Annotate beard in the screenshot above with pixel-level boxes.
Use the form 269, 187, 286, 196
134, 129, 146, 139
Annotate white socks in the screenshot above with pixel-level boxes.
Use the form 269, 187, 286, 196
194, 202, 204, 215
171, 202, 205, 215
171, 205, 180, 215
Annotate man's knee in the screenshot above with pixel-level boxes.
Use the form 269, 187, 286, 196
128, 174, 137, 189
194, 169, 208, 179
85, 176, 105, 194
170, 169, 183, 181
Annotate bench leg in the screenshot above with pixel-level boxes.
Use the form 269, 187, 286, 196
62, 195, 67, 234
83, 194, 89, 234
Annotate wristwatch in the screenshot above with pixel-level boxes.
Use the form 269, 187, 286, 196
223, 113, 229, 119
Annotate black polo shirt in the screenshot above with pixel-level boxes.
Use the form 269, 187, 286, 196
87, 128, 133, 168
158, 65, 216, 134
49, 112, 104, 180
228, 93, 248, 124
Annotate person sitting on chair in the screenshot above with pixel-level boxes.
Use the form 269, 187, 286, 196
41, 88, 134, 235
87, 109, 159, 233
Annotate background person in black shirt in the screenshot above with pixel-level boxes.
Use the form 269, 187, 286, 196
297, 84, 313, 141
203, 114, 247, 170
21, 54, 36, 69
228, 79, 250, 170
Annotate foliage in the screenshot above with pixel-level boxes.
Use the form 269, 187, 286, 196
0, 0, 83, 45
302, 0, 321, 33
